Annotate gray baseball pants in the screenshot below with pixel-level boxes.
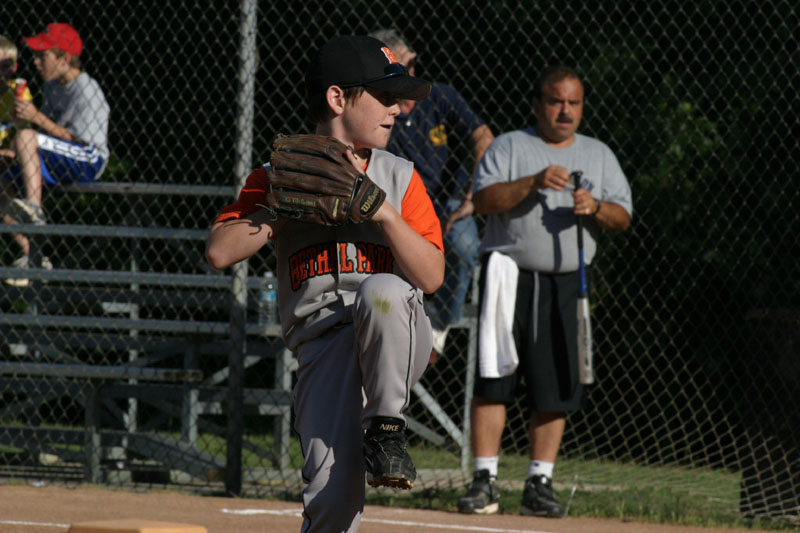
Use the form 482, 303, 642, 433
294, 273, 433, 532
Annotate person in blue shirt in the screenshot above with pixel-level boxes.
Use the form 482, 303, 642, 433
370, 29, 494, 359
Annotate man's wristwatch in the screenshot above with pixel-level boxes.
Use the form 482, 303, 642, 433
591, 198, 601, 216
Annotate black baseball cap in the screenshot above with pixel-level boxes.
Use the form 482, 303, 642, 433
305, 35, 431, 102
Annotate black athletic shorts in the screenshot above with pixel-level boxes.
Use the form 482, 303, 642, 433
473, 254, 588, 412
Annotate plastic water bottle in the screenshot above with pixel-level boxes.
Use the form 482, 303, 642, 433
257, 271, 278, 325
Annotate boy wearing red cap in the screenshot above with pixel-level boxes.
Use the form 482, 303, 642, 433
207, 35, 443, 532
1, 23, 110, 286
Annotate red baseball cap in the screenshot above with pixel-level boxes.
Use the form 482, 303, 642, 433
24, 23, 83, 57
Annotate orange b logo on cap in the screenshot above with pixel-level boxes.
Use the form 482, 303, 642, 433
381, 47, 398, 64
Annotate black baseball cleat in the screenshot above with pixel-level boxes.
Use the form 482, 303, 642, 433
363, 417, 416, 490
457, 469, 500, 514
520, 474, 564, 517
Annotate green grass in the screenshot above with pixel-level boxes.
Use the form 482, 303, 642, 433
371, 447, 800, 531
367, 484, 798, 530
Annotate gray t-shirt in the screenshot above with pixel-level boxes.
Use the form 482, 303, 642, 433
41, 71, 111, 165
474, 128, 632, 272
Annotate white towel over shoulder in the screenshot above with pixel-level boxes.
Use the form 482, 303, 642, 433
478, 251, 519, 378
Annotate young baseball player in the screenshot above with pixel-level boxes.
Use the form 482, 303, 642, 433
206, 35, 443, 532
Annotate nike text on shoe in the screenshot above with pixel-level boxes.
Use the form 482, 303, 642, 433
520, 474, 564, 518
457, 469, 499, 514
363, 416, 416, 490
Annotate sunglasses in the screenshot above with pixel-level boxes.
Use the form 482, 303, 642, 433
339, 62, 409, 89
0, 58, 14, 81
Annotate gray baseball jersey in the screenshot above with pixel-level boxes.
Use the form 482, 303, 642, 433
273, 149, 430, 349
474, 129, 633, 272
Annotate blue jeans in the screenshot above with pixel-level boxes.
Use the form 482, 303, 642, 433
427, 198, 480, 331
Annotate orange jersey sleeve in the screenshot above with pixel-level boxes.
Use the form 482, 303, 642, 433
402, 169, 444, 253
214, 167, 268, 223
215, 166, 444, 254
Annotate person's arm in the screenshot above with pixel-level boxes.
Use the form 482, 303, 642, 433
14, 98, 74, 141
206, 167, 279, 269
473, 164, 570, 214
445, 124, 495, 232
587, 196, 631, 232
588, 148, 633, 232
206, 211, 278, 269
372, 201, 444, 294
361, 153, 443, 293
468, 124, 495, 193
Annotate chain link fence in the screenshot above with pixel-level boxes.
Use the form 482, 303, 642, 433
1, 0, 798, 523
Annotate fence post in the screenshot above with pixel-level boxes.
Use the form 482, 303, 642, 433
225, 0, 257, 497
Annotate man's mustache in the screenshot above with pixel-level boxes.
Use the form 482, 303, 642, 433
557, 115, 573, 124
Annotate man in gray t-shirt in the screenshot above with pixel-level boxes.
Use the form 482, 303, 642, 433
458, 66, 632, 518
1, 23, 110, 286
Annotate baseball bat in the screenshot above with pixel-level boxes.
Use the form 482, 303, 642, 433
571, 171, 594, 384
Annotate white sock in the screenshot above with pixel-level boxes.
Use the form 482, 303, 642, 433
528, 460, 554, 479
474, 456, 499, 478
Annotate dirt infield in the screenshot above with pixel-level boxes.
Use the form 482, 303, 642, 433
0, 483, 774, 533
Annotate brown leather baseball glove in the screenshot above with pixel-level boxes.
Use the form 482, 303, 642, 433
264, 134, 386, 226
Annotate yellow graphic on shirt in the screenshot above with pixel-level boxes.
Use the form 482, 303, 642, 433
428, 124, 447, 147
1, 81, 33, 148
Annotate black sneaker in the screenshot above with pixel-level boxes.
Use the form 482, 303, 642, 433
363, 417, 416, 490
520, 474, 564, 517
6, 198, 46, 225
457, 469, 499, 514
